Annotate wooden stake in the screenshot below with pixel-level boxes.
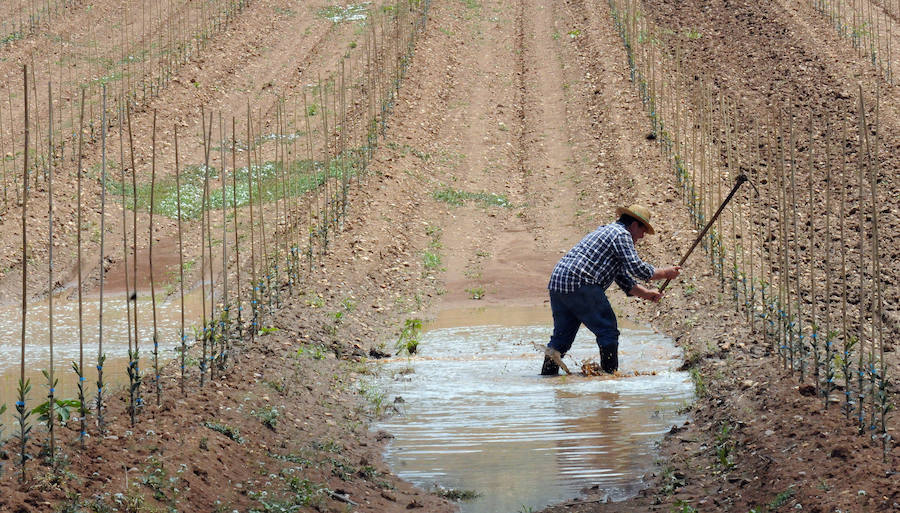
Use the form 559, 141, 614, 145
18, 64, 31, 482
97, 84, 108, 432
231, 117, 242, 343
175, 124, 186, 394
46, 80, 57, 466
150, 110, 160, 405
246, 104, 257, 346
126, 105, 142, 416
76, 88, 87, 444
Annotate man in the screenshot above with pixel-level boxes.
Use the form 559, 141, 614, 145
541, 204, 680, 375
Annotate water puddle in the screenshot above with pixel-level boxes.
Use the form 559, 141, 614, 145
373, 306, 693, 512
0, 293, 204, 427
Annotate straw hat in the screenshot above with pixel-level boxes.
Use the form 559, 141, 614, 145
615, 204, 655, 234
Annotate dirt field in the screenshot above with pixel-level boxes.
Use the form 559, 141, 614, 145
0, 0, 897, 511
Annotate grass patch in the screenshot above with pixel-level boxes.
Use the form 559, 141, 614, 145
433, 187, 511, 208
423, 250, 442, 271
465, 287, 485, 300
251, 406, 280, 429
435, 487, 480, 501
204, 422, 245, 444
768, 487, 796, 510
690, 368, 706, 398
106, 155, 359, 220
318, 3, 370, 22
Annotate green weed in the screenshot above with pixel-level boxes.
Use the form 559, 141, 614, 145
396, 318, 423, 355
768, 487, 796, 510
672, 500, 698, 513
358, 383, 388, 416
432, 187, 510, 208
466, 287, 486, 300
435, 487, 480, 501
317, 3, 369, 23
297, 344, 327, 360
106, 157, 358, 220
423, 250, 442, 271
252, 406, 280, 429
659, 465, 686, 496
690, 368, 706, 398
204, 422, 245, 444
714, 423, 735, 470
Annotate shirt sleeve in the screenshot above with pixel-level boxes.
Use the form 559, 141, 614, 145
614, 273, 637, 295
613, 232, 655, 284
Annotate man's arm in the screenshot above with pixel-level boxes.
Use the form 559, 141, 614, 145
650, 266, 681, 281
629, 284, 662, 302
629, 267, 681, 302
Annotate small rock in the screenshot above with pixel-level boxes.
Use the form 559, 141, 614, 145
798, 384, 816, 397
830, 446, 850, 460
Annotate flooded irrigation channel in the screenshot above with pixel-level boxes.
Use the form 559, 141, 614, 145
372, 306, 694, 513
0, 293, 203, 427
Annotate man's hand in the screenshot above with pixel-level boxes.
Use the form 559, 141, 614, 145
651, 265, 682, 281
629, 284, 663, 302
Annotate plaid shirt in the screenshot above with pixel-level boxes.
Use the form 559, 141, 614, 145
548, 221, 655, 294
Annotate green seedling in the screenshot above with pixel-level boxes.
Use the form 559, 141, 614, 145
433, 187, 510, 208
32, 398, 81, 424
690, 368, 706, 398
423, 250, 442, 271
673, 500, 698, 513
297, 344, 327, 360
715, 423, 735, 469
395, 318, 423, 355
768, 487, 796, 509
204, 422, 245, 444
252, 407, 279, 429
466, 287, 485, 300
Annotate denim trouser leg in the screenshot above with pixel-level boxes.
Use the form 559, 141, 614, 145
548, 284, 620, 356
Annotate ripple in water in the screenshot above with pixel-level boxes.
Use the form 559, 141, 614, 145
373, 320, 693, 513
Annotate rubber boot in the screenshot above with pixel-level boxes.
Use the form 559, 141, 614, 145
600, 344, 618, 374
540, 355, 559, 375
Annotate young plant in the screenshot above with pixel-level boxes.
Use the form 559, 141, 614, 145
32, 395, 81, 425
395, 318, 423, 355
252, 406, 280, 429
204, 422, 245, 444
465, 287, 485, 300
714, 423, 735, 470
126, 348, 143, 426
14, 377, 32, 481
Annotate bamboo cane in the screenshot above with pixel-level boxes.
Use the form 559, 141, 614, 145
175, 124, 186, 394
18, 64, 31, 482
46, 80, 56, 466
97, 85, 108, 432
75, 88, 87, 445
150, 110, 160, 405
126, 105, 142, 417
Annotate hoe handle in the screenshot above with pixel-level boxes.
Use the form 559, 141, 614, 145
659, 174, 749, 294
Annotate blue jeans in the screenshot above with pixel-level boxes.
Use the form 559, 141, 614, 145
547, 284, 619, 357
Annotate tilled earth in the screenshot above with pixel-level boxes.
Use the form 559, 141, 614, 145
0, 0, 897, 511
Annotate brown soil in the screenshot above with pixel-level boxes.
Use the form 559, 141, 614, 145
0, 0, 897, 512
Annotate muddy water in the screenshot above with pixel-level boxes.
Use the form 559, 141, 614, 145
0, 293, 205, 428
373, 306, 693, 513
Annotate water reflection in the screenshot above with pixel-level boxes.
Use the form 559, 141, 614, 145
0, 293, 205, 428
373, 307, 693, 513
